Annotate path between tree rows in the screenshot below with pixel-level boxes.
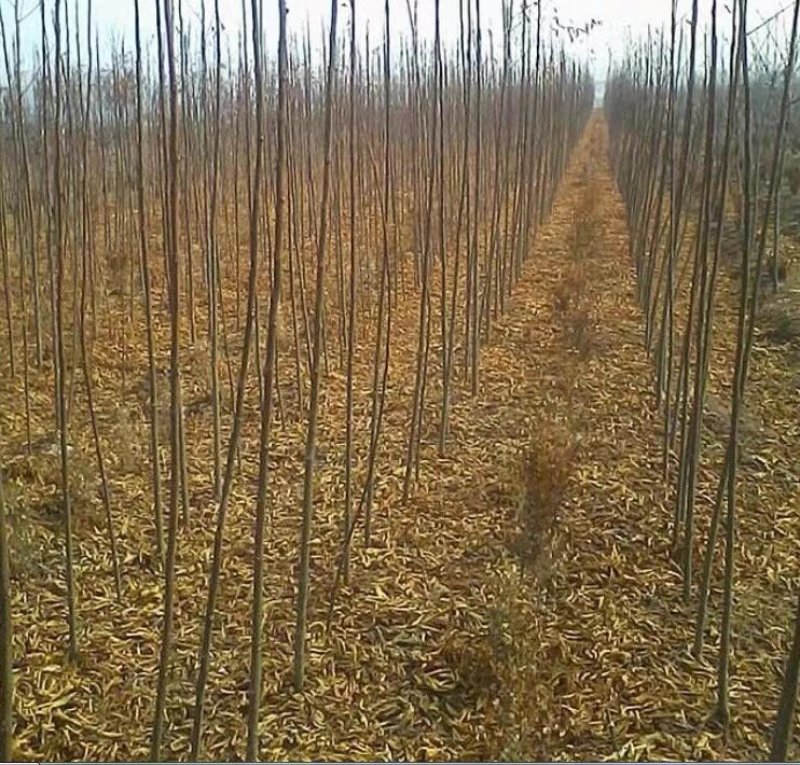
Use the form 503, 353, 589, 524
8, 112, 799, 761
443, 112, 799, 761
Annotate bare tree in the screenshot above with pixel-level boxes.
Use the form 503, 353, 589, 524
770, 591, 800, 761
343, 0, 357, 581
150, 0, 184, 755
247, 0, 289, 755
0, 467, 12, 760
51, 0, 79, 662
716, 0, 799, 729
293, 0, 339, 692
134, 0, 164, 560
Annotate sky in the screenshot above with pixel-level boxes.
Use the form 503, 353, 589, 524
2, 0, 797, 88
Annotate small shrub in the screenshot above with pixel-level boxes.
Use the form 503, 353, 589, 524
553, 282, 570, 317
484, 571, 570, 761
514, 417, 575, 579
553, 260, 597, 361
788, 163, 800, 195
110, 404, 145, 474
184, 338, 211, 392
2, 476, 59, 582
761, 302, 800, 346
106, 251, 132, 298
276, 310, 291, 352
7, 509, 49, 582
132, 367, 170, 420
3, 441, 102, 536
552, 266, 585, 317
563, 304, 597, 359
439, 632, 501, 698
567, 202, 598, 256
488, 419, 580, 759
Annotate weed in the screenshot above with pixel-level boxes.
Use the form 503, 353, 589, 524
110, 404, 146, 474
484, 569, 573, 761
2, 476, 60, 581
762, 304, 800, 346
563, 304, 597, 359
439, 632, 501, 698
513, 416, 575, 580
3, 441, 102, 538
567, 197, 599, 256
552, 265, 585, 317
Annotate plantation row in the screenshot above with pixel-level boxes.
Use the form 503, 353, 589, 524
606, 0, 800, 757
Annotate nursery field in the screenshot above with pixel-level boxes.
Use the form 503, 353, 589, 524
0, 0, 799, 762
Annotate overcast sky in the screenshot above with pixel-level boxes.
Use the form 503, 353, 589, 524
3, 0, 797, 85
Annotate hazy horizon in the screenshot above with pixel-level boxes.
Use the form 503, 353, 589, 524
1, 0, 796, 92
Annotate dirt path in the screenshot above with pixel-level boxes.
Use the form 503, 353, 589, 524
5, 112, 798, 762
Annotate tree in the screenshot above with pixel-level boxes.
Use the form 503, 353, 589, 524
292, 0, 339, 694
150, 0, 184, 755
0, 467, 12, 760
770, 591, 800, 761
246, 0, 289, 755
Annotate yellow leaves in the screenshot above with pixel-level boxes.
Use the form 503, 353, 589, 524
418, 665, 457, 695
37, 691, 76, 713
606, 733, 667, 762
372, 582, 389, 601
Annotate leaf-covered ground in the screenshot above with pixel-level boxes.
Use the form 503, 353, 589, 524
1, 114, 798, 761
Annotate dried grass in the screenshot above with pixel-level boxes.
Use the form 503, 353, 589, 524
2, 444, 99, 582
487, 568, 573, 762
109, 404, 146, 474
761, 301, 800, 346
552, 265, 585, 317
563, 305, 597, 359
512, 416, 576, 580
554, 266, 598, 360
3, 440, 100, 532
